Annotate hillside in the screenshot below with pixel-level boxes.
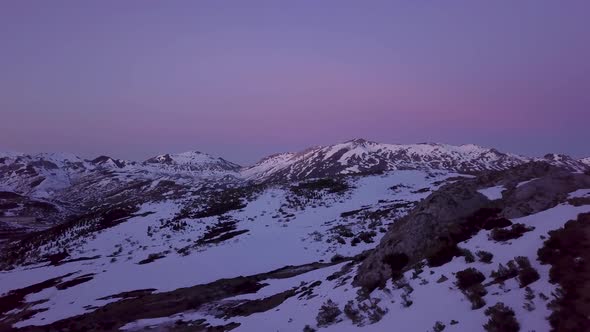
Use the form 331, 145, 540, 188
0, 141, 589, 332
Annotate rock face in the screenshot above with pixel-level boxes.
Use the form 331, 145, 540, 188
500, 168, 590, 218
353, 178, 492, 290
353, 162, 590, 290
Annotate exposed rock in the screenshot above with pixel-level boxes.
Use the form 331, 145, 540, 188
353, 178, 492, 290
354, 162, 590, 291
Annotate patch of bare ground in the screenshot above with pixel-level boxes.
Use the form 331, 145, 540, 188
0, 273, 77, 330
7, 258, 355, 332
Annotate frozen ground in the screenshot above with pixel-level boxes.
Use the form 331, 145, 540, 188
1, 171, 452, 328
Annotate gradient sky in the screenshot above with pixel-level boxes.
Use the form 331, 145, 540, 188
1, 1, 589, 164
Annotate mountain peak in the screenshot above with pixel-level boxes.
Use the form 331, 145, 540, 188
144, 150, 240, 174
345, 138, 373, 145
244, 140, 530, 182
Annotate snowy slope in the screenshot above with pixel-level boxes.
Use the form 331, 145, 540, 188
2, 165, 588, 332
0, 152, 94, 198
144, 151, 241, 175
243, 139, 530, 182
2, 142, 590, 331
538, 153, 589, 172
0, 171, 453, 328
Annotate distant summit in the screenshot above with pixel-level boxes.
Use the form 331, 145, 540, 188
242, 139, 531, 182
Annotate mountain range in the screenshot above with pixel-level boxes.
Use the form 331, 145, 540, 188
1, 139, 590, 332
2, 139, 588, 198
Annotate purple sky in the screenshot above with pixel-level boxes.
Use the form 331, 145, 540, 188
1, 1, 589, 164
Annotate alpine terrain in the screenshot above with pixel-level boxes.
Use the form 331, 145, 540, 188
1, 139, 590, 332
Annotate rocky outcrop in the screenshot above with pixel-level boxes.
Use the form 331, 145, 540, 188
354, 162, 590, 291
353, 179, 492, 290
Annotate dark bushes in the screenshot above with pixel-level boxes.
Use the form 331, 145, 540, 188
490, 261, 519, 283
490, 224, 534, 242
456, 268, 486, 290
316, 299, 342, 327
456, 268, 487, 309
514, 257, 540, 287
465, 284, 487, 309
138, 253, 166, 265
483, 303, 520, 332
490, 257, 539, 287
476, 251, 494, 263
537, 213, 590, 331
482, 218, 512, 230
460, 248, 475, 263
343, 300, 362, 325
357, 231, 376, 244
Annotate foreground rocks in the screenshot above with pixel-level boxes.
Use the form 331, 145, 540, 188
354, 162, 590, 291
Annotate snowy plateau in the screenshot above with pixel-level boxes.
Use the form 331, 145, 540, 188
1, 139, 590, 332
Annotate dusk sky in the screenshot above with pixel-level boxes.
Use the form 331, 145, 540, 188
1, 1, 589, 164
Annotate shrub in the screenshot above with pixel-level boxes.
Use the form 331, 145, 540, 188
344, 298, 387, 325
358, 231, 376, 243
137, 252, 166, 265
361, 298, 387, 324
537, 214, 590, 331
490, 257, 539, 287
433, 321, 446, 332
316, 299, 342, 327
332, 225, 354, 238
460, 248, 475, 263
455, 268, 487, 309
483, 303, 520, 332
411, 262, 425, 279
401, 293, 413, 307
343, 300, 363, 325
303, 325, 316, 332
464, 284, 487, 309
515, 257, 540, 287
456, 268, 486, 290
310, 231, 323, 242
490, 224, 534, 242
490, 261, 519, 282
330, 254, 346, 263
482, 217, 513, 230
523, 287, 535, 312
476, 250, 494, 263
518, 267, 540, 287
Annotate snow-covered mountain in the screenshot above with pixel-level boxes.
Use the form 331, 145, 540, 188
538, 153, 589, 172
144, 151, 241, 174
243, 139, 530, 182
89, 156, 134, 169
1, 141, 590, 331
2, 141, 588, 204
0, 152, 94, 198
1, 157, 590, 332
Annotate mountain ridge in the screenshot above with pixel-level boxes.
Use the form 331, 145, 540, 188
2, 139, 588, 198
